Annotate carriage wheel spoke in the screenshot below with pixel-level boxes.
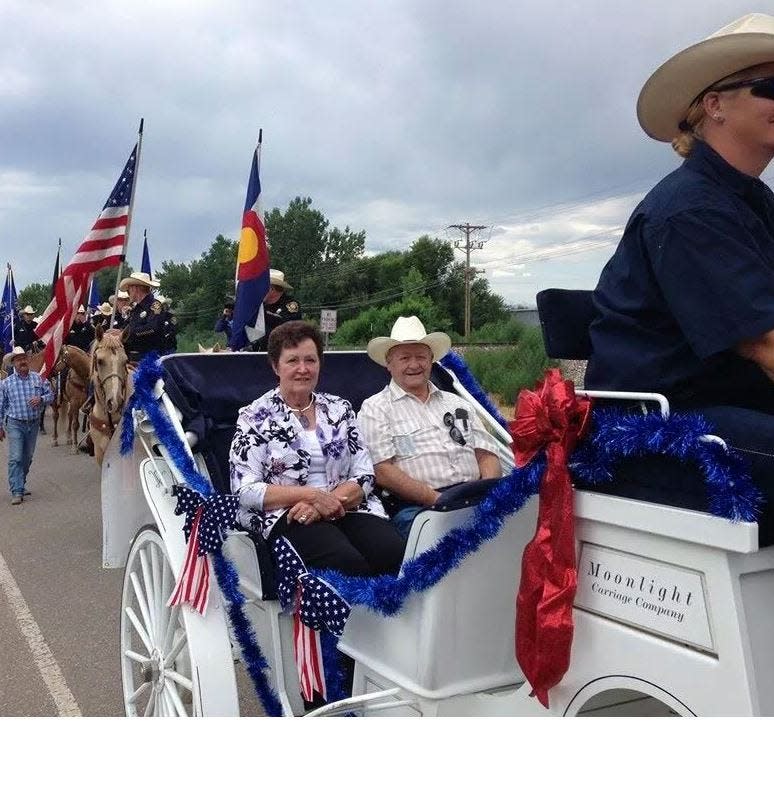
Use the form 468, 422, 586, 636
150, 543, 164, 640
124, 649, 151, 666
162, 604, 180, 655
165, 682, 188, 717
129, 572, 154, 645
139, 550, 157, 642
127, 681, 151, 705
164, 668, 193, 692
164, 631, 188, 668
125, 607, 153, 655
144, 691, 156, 717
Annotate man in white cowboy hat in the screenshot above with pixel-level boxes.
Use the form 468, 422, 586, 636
112, 290, 131, 329
14, 304, 40, 353
358, 316, 501, 537
0, 346, 54, 504
92, 302, 113, 329
585, 14, 774, 542
65, 304, 96, 353
248, 269, 301, 352
118, 271, 168, 361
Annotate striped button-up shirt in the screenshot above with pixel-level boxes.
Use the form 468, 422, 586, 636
0, 371, 54, 423
357, 380, 498, 490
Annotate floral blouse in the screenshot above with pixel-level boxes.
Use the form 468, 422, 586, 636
229, 387, 386, 538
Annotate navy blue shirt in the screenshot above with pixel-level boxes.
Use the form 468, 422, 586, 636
586, 141, 774, 409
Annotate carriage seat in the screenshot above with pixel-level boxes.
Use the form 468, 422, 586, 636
536, 288, 771, 542
160, 352, 486, 595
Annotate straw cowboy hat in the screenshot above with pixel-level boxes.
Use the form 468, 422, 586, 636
638, 13, 774, 142
97, 302, 113, 316
10, 346, 26, 359
367, 315, 452, 367
269, 269, 293, 291
20, 305, 35, 315
119, 271, 160, 291
117, 290, 130, 300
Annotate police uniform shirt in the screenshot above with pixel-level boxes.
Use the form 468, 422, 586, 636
65, 320, 95, 353
14, 319, 38, 352
586, 140, 774, 409
113, 310, 130, 329
124, 293, 168, 358
252, 291, 301, 351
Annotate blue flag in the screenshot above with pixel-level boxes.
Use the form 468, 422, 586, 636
229, 143, 270, 350
88, 277, 101, 312
141, 231, 152, 276
1, 264, 18, 354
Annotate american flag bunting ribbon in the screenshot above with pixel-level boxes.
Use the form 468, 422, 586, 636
168, 486, 240, 615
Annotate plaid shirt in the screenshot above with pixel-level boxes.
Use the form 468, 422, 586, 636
0, 371, 54, 423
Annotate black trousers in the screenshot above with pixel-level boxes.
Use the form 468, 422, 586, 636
686, 405, 774, 546
268, 511, 406, 577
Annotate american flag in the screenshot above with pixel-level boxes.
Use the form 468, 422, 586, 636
35, 144, 138, 377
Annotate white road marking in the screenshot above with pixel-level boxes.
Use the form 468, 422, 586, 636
0, 549, 81, 716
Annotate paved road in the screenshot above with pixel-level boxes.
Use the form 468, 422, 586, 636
0, 409, 261, 717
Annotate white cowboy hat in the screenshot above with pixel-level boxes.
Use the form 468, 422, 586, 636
76, 304, 86, 314
638, 13, 774, 142
116, 290, 130, 300
20, 305, 36, 315
119, 271, 160, 291
367, 315, 452, 367
10, 346, 26, 359
97, 302, 113, 316
269, 269, 293, 291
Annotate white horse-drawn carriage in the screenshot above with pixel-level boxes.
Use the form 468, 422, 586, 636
102, 291, 774, 716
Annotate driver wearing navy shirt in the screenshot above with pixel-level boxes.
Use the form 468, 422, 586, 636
585, 15, 774, 538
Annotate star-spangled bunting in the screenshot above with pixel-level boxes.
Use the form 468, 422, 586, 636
274, 537, 352, 702
169, 486, 240, 614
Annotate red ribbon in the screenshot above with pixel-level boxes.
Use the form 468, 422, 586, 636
509, 368, 592, 708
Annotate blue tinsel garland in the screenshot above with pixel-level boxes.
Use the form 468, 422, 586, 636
439, 350, 509, 429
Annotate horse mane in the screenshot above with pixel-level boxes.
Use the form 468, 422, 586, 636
95, 329, 125, 353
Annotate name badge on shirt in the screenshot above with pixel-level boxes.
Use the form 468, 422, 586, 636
393, 433, 417, 457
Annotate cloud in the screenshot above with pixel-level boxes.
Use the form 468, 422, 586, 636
0, 0, 765, 307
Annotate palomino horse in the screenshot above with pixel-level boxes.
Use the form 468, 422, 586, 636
52, 345, 90, 453
89, 327, 131, 466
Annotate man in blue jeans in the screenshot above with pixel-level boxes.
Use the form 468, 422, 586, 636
0, 347, 53, 505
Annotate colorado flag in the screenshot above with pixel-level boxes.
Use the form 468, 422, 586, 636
229, 143, 270, 350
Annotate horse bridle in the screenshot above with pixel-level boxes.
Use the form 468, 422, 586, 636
91, 353, 128, 434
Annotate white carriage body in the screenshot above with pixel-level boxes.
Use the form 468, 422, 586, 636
104, 351, 774, 716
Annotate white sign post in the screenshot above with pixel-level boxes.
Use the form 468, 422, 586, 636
320, 309, 337, 349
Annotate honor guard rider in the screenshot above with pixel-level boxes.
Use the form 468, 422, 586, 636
248, 269, 301, 351
119, 271, 169, 361
65, 305, 96, 353
14, 305, 41, 353
111, 290, 131, 329
156, 295, 178, 353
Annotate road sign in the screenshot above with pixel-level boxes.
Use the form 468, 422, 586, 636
320, 309, 337, 334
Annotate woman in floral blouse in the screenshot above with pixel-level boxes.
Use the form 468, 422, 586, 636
229, 321, 405, 576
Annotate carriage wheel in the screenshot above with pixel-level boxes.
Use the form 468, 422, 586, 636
120, 526, 200, 717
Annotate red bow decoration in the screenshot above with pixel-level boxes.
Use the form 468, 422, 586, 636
509, 368, 592, 708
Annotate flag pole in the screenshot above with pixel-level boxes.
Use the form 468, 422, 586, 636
7, 263, 14, 347
109, 117, 144, 329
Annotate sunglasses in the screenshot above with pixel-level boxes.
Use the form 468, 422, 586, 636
701, 76, 774, 102
443, 411, 467, 446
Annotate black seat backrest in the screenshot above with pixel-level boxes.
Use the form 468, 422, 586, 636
536, 289, 596, 360
160, 351, 460, 493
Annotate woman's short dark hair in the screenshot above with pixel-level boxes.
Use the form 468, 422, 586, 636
267, 320, 324, 366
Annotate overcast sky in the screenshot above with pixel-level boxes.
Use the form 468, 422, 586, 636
1, 1, 769, 308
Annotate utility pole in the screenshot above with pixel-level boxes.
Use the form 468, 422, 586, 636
448, 223, 487, 340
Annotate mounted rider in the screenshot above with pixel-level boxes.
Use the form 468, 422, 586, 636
65, 305, 96, 353
14, 305, 42, 353
119, 272, 169, 362
248, 269, 302, 352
